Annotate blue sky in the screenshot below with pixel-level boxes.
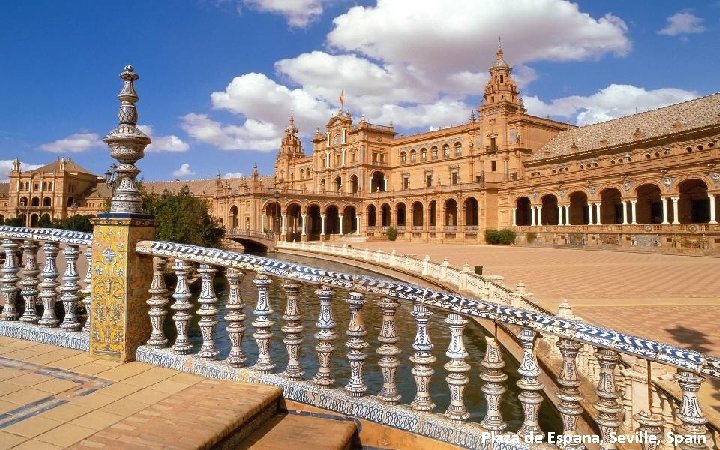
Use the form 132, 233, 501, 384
1, 0, 718, 181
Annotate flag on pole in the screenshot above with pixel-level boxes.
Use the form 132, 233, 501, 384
339, 90, 345, 109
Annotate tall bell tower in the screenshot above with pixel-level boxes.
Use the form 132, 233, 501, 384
479, 41, 525, 116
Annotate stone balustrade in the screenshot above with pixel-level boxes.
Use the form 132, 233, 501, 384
0, 226, 92, 349
131, 239, 718, 450
1, 226, 719, 449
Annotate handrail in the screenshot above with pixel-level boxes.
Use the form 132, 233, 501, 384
0, 226, 92, 246
135, 240, 719, 379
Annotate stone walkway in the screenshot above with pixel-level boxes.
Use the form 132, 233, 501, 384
0, 337, 275, 449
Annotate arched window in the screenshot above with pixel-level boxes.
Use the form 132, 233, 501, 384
421, 148, 427, 161
410, 149, 417, 162
454, 142, 462, 157
443, 144, 450, 158
400, 151, 407, 163
431, 146, 438, 160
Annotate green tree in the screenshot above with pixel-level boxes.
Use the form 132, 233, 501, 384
37, 213, 53, 228
55, 215, 94, 233
3, 216, 25, 227
143, 187, 225, 247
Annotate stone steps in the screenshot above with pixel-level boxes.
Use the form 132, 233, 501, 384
70, 377, 357, 450
233, 412, 357, 450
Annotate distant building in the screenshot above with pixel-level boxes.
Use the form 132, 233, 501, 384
2, 46, 718, 252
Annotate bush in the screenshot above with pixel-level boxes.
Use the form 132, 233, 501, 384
484, 228, 516, 245
3, 216, 25, 227
386, 226, 398, 241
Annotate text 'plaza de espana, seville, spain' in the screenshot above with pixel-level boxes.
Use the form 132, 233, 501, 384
2, 47, 719, 253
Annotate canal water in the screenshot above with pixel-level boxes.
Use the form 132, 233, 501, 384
176, 252, 562, 433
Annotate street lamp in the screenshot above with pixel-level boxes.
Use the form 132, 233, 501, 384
104, 163, 118, 188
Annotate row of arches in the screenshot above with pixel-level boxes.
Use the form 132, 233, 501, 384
399, 142, 463, 163
516, 179, 716, 226
365, 198, 479, 228
18, 197, 53, 207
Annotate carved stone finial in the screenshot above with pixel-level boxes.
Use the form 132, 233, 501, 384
103, 64, 151, 216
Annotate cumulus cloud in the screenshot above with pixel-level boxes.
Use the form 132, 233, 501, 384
242, 0, 326, 27
172, 163, 196, 178
0, 160, 43, 181
186, 0, 635, 149
181, 113, 281, 152
523, 84, 698, 126
40, 133, 103, 153
224, 172, 244, 178
138, 125, 190, 152
659, 12, 706, 36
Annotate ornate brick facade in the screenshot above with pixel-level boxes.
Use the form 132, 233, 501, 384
2, 48, 718, 252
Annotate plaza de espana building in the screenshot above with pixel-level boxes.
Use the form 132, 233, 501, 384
2, 48, 719, 253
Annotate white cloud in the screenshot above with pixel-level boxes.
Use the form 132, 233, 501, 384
187, 0, 635, 149
172, 163, 196, 178
0, 160, 43, 182
242, 0, 326, 27
40, 132, 103, 153
523, 84, 698, 126
224, 172, 244, 178
659, 12, 706, 36
181, 113, 281, 152
138, 125, 190, 152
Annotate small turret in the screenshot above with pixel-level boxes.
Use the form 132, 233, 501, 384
479, 40, 525, 116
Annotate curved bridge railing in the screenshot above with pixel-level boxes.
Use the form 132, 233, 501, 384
0, 226, 93, 349
133, 239, 719, 450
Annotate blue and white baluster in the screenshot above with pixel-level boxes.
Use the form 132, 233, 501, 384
146, 257, 169, 348
517, 327, 544, 440
0, 239, 20, 321
410, 304, 435, 412
197, 264, 219, 359
345, 292, 368, 397
675, 370, 709, 450
225, 268, 247, 367
313, 286, 336, 387
19, 241, 40, 323
556, 338, 584, 450
60, 244, 81, 331
38, 242, 60, 327
376, 294, 401, 404
593, 348, 622, 450
480, 336, 507, 432
81, 246, 93, 332
444, 313, 470, 422
171, 259, 193, 354
252, 273, 275, 373
281, 280, 304, 380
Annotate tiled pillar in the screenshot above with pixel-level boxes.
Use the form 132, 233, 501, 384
671, 196, 680, 225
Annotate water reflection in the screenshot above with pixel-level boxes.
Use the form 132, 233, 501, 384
171, 252, 561, 433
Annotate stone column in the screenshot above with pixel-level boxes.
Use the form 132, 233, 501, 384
321, 213, 326, 236
564, 205, 570, 225
557, 205, 563, 226
531, 206, 536, 226
90, 65, 156, 362
709, 194, 717, 224
355, 215, 360, 235
261, 214, 265, 232
631, 199, 638, 224
512, 207, 517, 226
661, 197, 669, 224
301, 214, 306, 236
621, 201, 628, 225
281, 213, 287, 236
588, 203, 594, 225
595, 203, 602, 225
338, 214, 344, 234
537, 205, 543, 226
671, 196, 680, 225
